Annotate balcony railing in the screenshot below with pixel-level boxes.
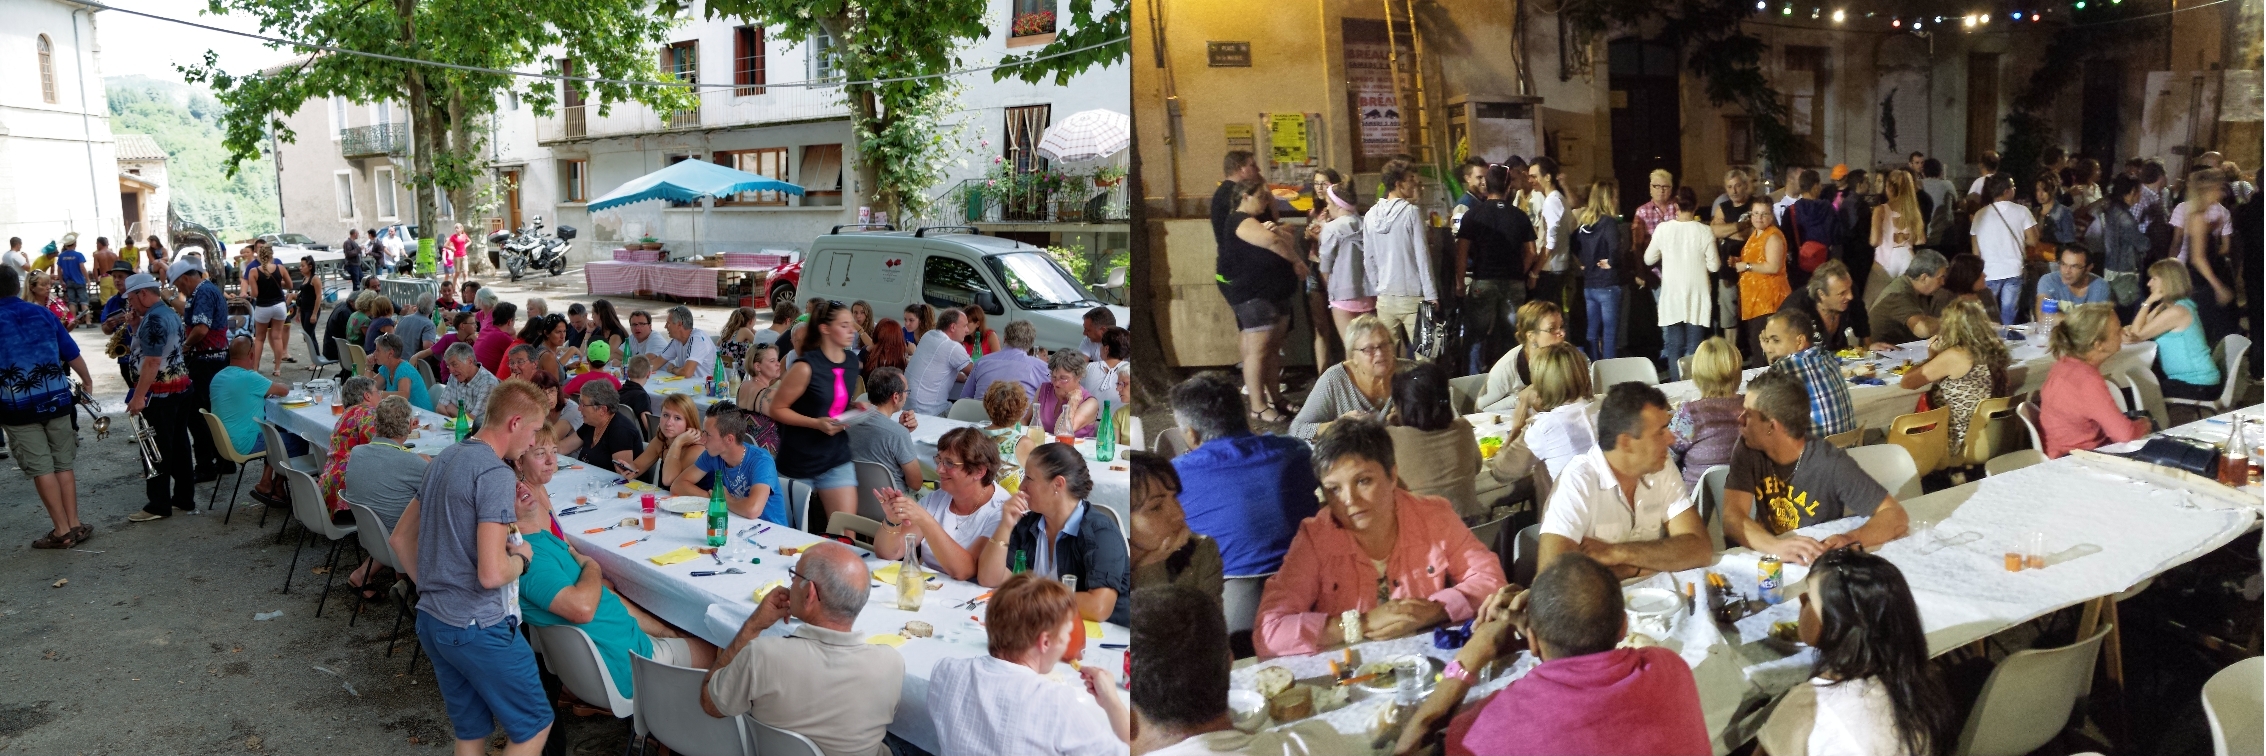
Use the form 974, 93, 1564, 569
536, 87, 849, 144
341, 123, 409, 159
564, 105, 586, 138
933, 177, 1129, 225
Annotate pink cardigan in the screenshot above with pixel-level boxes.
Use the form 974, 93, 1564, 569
1255, 490, 1507, 658
2040, 356, 2147, 458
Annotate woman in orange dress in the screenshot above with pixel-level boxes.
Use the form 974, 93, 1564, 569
1734, 198, 1791, 365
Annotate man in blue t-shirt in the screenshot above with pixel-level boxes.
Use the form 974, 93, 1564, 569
2034, 244, 2111, 322
680, 404, 786, 524
53, 238, 87, 327
1168, 372, 1321, 577
512, 475, 713, 698
0, 266, 96, 547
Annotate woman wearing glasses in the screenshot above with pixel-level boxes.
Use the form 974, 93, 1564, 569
1289, 314, 1403, 442
1476, 300, 1567, 412
872, 427, 1008, 582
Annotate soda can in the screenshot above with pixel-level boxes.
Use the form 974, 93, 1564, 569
1757, 555, 1783, 604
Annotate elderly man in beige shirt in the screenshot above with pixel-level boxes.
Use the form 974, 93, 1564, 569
701, 541, 906, 756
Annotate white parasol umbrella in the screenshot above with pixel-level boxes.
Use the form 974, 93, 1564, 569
1034, 109, 1131, 162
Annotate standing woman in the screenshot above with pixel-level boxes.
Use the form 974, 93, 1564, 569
1315, 178, 1374, 349
769, 300, 863, 522
1570, 178, 1634, 360
1646, 187, 1720, 379
292, 256, 321, 364
2095, 176, 2150, 317
2178, 173, 2239, 344
446, 223, 469, 286
1301, 168, 1350, 366
1871, 170, 1925, 305
1527, 157, 1574, 341
1756, 548, 1958, 756
1735, 199, 1792, 364
244, 244, 295, 376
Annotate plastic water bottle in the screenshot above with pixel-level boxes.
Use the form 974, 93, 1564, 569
2032, 299, 2058, 348
1095, 401, 1115, 462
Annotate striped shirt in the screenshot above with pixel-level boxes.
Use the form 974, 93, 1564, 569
1772, 345, 1855, 437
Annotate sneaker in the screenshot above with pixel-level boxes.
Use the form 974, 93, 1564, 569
127, 511, 168, 522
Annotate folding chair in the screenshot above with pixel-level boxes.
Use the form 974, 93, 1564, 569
276, 465, 357, 618
199, 410, 267, 524
1886, 406, 1952, 478
630, 653, 753, 756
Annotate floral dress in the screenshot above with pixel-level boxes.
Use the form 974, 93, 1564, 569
319, 404, 378, 514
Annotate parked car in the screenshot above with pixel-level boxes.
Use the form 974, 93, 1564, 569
786, 225, 1126, 352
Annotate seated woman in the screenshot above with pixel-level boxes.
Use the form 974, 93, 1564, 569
317, 376, 383, 519
562, 381, 645, 470
341, 396, 429, 598
1504, 342, 1598, 480
873, 427, 1008, 582
1757, 547, 1957, 756
1943, 254, 1993, 322
730, 342, 782, 452
369, 333, 434, 412
980, 381, 1039, 470
1128, 450, 1223, 601
1897, 298, 2010, 452
1670, 337, 1745, 488
2124, 259, 2223, 401
509, 432, 717, 691
523, 368, 581, 442
1033, 350, 1102, 439
862, 318, 909, 374
927, 574, 1129, 754
617, 394, 709, 489
361, 296, 397, 355
1385, 361, 1485, 520
717, 306, 760, 373
978, 444, 1131, 625
1254, 417, 1506, 658
344, 291, 376, 348
2043, 303, 2152, 458
1291, 314, 1404, 441
961, 304, 1001, 358
1477, 301, 1566, 412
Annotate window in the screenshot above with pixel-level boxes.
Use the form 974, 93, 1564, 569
38, 35, 55, 104
734, 26, 766, 96
1965, 52, 2001, 164
717, 148, 789, 205
984, 251, 1095, 311
1010, 0, 1056, 37
1003, 105, 1051, 173
331, 96, 348, 140
664, 41, 700, 125
334, 171, 356, 220
559, 58, 584, 107
562, 160, 588, 203
810, 32, 840, 81
1784, 46, 1829, 159
1723, 116, 1754, 166
375, 100, 393, 125
799, 144, 843, 206
922, 255, 995, 313
375, 167, 399, 220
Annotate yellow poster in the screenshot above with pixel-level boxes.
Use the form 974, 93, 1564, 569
1267, 113, 1309, 165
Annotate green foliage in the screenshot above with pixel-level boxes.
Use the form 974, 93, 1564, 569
2002, 18, 2104, 191
106, 75, 280, 239
992, 0, 1127, 86
1560, 0, 1807, 171
1043, 243, 1126, 286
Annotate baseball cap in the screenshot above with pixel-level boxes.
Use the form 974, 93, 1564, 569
1830, 164, 1850, 180
109, 260, 134, 275
122, 273, 160, 296
169, 257, 205, 282
586, 340, 611, 363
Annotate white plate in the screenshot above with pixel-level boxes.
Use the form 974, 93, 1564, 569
280, 395, 314, 406
659, 495, 709, 514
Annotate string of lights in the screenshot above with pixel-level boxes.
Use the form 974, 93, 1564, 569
1745, 0, 2234, 33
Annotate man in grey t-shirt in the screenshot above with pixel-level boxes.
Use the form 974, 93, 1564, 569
847, 367, 924, 493
392, 293, 440, 360
903, 309, 974, 416
1719, 369, 1909, 566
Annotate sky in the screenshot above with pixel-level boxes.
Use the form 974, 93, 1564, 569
95, 0, 301, 82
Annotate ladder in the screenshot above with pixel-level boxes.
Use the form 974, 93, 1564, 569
1380, 0, 1437, 167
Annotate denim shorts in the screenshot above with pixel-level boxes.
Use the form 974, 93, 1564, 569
800, 460, 857, 491
417, 612, 553, 743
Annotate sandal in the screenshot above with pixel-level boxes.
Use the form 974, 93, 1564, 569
1248, 407, 1289, 424
70, 525, 92, 544
31, 531, 76, 549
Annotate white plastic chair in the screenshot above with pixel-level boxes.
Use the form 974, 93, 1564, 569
629, 653, 754, 756
1085, 501, 1130, 551
1155, 426, 1192, 459
277, 465, 357, 618
2016, 399, 2046, 452
1449, 373, 1488, 416
1591, 357, 1661, 388
1697, 465, 1730, 552
1221, 574, 1269, 638
1845, 444, 1923, 502
2165, 335, 2254, 419
302, 326, 339, 379
785, 478, 813, 532
531, 624, 634, 720
747, 718, 825, 756
345, 499, 420, 669
1984, 449, 2048, 477
946, 398, 990, 423
850, 460, 896, 524
2202, 656, 2263, 756
1951, 624, 2113, 756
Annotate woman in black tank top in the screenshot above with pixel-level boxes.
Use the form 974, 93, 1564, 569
248, 246, 296, 376
770, 299, 862, 524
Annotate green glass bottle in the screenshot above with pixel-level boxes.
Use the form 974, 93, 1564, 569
706, 482, 727, 548
1010, 547, 1028, 575
1096, 401, 1115, 462
455, 404, 470, 442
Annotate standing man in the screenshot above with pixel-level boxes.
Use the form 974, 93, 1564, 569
54, 236, 88, 327
171, 257, 234, 482
342, 229, 365, 290
91, 237, 119, 310
123, 273, 199, 521
388, 379, 556, 756
2, 237, 25, 279
1077, 306, 1114, 361
1709, 170, 1758, 336
653, 305, 718, 378
0, 267, 96, 547
1970, 175, 2037, 325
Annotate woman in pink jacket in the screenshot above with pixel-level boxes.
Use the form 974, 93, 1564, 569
1255, 417, 1508, 659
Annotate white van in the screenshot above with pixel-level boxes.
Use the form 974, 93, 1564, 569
785, 226, 1127, 352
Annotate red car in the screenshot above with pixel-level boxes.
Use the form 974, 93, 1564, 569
761, 258, 802, 310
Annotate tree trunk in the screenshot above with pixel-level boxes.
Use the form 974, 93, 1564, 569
1126, 127, 1167, 412
398, 0, 439, 270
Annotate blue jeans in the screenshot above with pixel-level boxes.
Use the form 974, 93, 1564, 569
1661, 323, 1708, 380
1987, 277, 2022, 325
1583, 286, 1623, 360
417, 612, 553, 744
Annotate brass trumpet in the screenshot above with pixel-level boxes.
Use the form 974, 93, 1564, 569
79, 386, 161, 479
76, 386, 110, 439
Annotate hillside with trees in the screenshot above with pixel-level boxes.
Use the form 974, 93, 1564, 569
106, 75, 278, 239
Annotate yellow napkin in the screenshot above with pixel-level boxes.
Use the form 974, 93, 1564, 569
752, 580, 786, 601
866, 634, 907, 647
649, 547, 701, 566
872, 562, 931, 586
683, 512, 702, 519
1086, 621, 1104, 639
624, 481, 658, 492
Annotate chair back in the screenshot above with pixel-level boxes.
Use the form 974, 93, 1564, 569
1124, 412, 1144, 451
1156, 426, 1192, 459
2202, 656, 2264, 756
629, 653, 753, 756
2213, 336, 2254, 411
414, 360, 437, 391
1887, 406, 1952, 477
279, 466, 355, 541
200, 409, 262, 464
1846, 444, 1923, 502
2016, 399, 2046, 452
344, 499, 401, 572
1591, 357, 1661, 388
1469, 513, 1513, 553
531, 624, 633, 719
1448, 374, 1488, 416
825, 511, 882, 548
1085, 501, 1130, 550
1984, 449, 2048, 477
1102, 265, 1127, 289
1221, 573, 1270, 635
1824, 427, 1864, 448
746, 718, 824, 756
304, 328, 338, 373
1961, 396, 2023, 466
946, 398, 990, 423
1952, 624, 2112, 756
257, 419, 313, 474
1697, 465, 1730, 552
851, 461, 896, 523
346, 343, 372, 377
645, 411, 663, 444
785, 478, 814, 532
1509, 524, 1542, 587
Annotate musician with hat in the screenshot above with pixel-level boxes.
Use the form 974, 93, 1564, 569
0, 264, 97, 547
124, 272, 200, 522
171, 255, 236, 483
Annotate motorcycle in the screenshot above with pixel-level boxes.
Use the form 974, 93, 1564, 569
489, 215, 576, 281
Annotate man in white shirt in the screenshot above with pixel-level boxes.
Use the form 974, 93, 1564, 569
1537, 383, 1713, 579
701, 541, 903, 756
903, 307, 974, 416
625, 309, 669, 362
1966, 150, 2001, 198
1077, 306, 1114, 361
1132, 585, 1357, 756
3, 237, 26, 279
1969, 175, 2037, 325
929, 573, 1129, 756
651, 305, 717, 378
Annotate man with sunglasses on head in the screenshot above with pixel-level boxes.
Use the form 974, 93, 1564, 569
1719, 369, 1909, 566
703, 541, 906, 756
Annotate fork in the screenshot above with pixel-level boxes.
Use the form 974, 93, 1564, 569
619, 535, 651, 548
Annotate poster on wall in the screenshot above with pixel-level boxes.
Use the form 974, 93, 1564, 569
1267, 113, 1311, 165
1344, 40, 1406, 167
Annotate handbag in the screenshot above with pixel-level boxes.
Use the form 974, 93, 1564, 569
1789, 202, 1830, 273
1413, 300, 1450, 361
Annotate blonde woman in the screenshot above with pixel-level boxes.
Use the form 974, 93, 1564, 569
1670, 337, 1745, 488
1289, 314, 1402, 441
245, 244, 295, 376
1476, 300, 1566, 411
1899, 298, 2010, 450
2123, 259, 2221, 400
1502, 341, 1596, 479
2041, 303, 2150, 457
1870, 170, 1926, 304
1571, 178, 1633, 360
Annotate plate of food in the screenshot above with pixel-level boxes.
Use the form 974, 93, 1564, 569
1252, 666, 1356, 723
658, 495, 709, 514
279, 395, 315, 407
1353, 654, 1443, 695
1761, 620, 1806, 654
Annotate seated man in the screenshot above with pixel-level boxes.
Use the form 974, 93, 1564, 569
651, 305, 717, 378
929, 574, 1130, 755
1722, 369, 1910, 565
959, 319, 1050, 402
1131, 585, 1352, 756
1397, 553, 1712, 756
433, 342, 499, 423
1168, 372, 1320, 578
207, 336, 295, 504
1868, 249, 1952, 347
1254, 418, 1505, 658
1537, 382, 1712, 579
1776, 259, 1864, 353
847, 366, 923, 493
904, 307, 975, 416
675, 402, 786, 524
2035, 243, 2110, 321
701, 541, 903, 756
1758, 308, 1856, 439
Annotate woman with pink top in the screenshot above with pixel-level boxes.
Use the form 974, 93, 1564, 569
2040, 302, 2152, 458
1254, 417, 1507, 659
446, 223, 469, 284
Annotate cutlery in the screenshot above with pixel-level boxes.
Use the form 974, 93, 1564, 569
619, 536, 650, 548
690, 568, 746, 577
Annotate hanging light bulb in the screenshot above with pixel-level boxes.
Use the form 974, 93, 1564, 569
1757, 1, 1767, 10
2074, 1, 2085, 9
1892, 16, 1902, 26
1782, 4, 1794, 15
1980, 12, 1990, 23
1963, 13, 1975, 26
2012, 11, 2023, 19
1832, 8, 1845, 22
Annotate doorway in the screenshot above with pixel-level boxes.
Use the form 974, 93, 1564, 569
2081, 59, 2122, 168
121, 191, 141, 235
1609, 38, 1681, 216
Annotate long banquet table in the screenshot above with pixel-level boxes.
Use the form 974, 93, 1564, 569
1248, 404, 2261, 755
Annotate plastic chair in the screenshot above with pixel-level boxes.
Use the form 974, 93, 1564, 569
345, 342, 372, 377
946, 398, 989, 423
302, 327, 338, 379
344, 500, 419, 667
1846, 444, 1923, 502
2165, 335, 2254, 419
255, 419, 319, 531
629, 653, 754, 756
851, 461, 896, 523
747, 718, 824, 756
2202, 656, 2263, 756
1509, 524, 1542, 587
1123, 412, 1144, 451
1985, 449, 2048, 477
1951, 624, 2113, 756
2016, 399, 2046, 452
413, 360, 436, 391
199, 410, 268, 525
1155, 426, 1192, 459
825, 511, 882, 548
1886, 406, 1952, 478
1591, 357, 1661, 388
785, 478, 813, 532
1449, 374, 1488, 416
1086, 501, 1130, 551
531, 624, 634, 720
1959, 396, 2024, 467
1824, 427, 1864, 448
1697, 465, 1730, 552
1222, 573, 1269, 656
1470, 513, 1514, 553
276, 465, 357, 618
